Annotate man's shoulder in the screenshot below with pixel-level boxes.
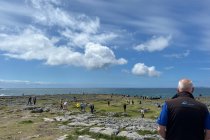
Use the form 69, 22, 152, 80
166, 97, 208, 110
194, 99, 208, 108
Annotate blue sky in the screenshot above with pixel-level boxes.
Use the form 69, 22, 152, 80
0, 0, 210, 88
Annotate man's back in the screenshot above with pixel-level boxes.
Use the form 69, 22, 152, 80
165, 92, 208, 140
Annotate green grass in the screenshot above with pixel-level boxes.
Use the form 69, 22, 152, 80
65, 128, 128, 140
18, 120, 33, 124
137, 130, 158, 135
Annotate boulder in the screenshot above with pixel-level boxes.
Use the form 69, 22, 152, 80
31, 108, 43, 113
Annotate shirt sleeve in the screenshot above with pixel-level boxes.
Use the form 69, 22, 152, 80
205, 112, 210, 130
157, 102, 168, 126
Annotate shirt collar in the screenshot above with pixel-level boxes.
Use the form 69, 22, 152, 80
177, 91, 194, 99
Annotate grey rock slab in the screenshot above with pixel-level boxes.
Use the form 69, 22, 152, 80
43, 118, 55, 122
54, 116, 72, 122
89, 127, 102, 133
68, 122, 95, 127
118, 131, 144, 140
56, 134, 68, 140
89, 127, 119, 136
78, 135, 96, 140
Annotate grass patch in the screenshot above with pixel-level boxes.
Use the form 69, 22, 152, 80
19, 120, 33, 124
61, 121, 69, 125
137, 130, 158, 135
70, 128, 128, 140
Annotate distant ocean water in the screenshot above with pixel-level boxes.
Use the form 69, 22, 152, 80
0, 88, 209, 98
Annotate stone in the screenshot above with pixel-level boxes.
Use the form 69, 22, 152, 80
89, 127, 103, 133
43, 118, 54, 122
54, 116, 72, 122
89, 127, 118, 136
118, 131, 143, 140
31, 108, 43, 113
58, 125, 71, 130
68, 122, 95, 127
56, 134, 68, 140
78, 135, 95, 140
100, 127, 119, 136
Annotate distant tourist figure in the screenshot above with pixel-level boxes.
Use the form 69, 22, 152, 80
90, 104, 94, 114
139, 100, 141, 104
33, 96, 36, 105
157, 78, 210, 140
132, 100, 134, 105
108, 101, 110, 106
60, 99, 63, 110
123, 103, 127, 112
73, 96, 77, 102
80, 102, 86, 112
63, 101, 68, 110
141, 109, 145, 118
27, 96, 32, 105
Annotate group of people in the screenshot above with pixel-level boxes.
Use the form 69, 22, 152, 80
27, 96, 36, 105
60, 100, 95, 114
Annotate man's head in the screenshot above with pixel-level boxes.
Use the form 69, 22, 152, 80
177, 79, 194, 93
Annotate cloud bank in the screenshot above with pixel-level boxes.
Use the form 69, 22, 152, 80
0, 0, 127, 69
132, 63, 160, 77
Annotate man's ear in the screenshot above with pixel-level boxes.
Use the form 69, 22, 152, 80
177, 88, 180, 93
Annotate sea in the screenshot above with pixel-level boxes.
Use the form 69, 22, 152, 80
0, 88, 209, 98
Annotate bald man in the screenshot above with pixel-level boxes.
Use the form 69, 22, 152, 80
157, 79, 210, 140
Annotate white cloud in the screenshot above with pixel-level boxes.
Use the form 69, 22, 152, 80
134, 35, 171, 52
164, 66, 174, 70
84, 43, 127, 69
0, 0, 126, 69
0, 28, 126, 69
131, 63, 161, 77
0, 79, 53, 85
164, 50, 190, 58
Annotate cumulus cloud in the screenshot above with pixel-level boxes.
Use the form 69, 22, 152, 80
134, 35, 171, 52
164, 50, 190, 58
0, 0, 126, 69
0, 28, 126, 69
132, 63, 161, 77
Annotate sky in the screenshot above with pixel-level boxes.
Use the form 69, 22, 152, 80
0, 0, 210, 88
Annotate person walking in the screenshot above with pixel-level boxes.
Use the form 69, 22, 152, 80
123, 103, 127, 112
90, 104, 94, 114
157, 79, 210, 140
27, 96, 32, 105
33, 96, 36, 105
